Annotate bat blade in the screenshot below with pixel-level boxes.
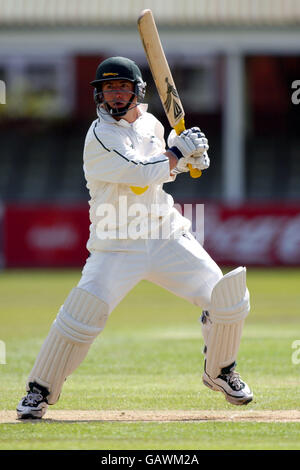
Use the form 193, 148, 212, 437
138, 9, 184, 128
138, 9, 201, 178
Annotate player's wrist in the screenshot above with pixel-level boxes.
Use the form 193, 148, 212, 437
168, 146, 184, 160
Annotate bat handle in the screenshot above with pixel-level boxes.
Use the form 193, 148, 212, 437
173, 119, 202, 179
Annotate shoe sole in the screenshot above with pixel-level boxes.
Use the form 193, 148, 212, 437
203, 374, 253, 406
16, 407, 47, 420
17, 413, 43, 420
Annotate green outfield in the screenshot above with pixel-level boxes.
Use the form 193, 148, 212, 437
0, 267, 300, 450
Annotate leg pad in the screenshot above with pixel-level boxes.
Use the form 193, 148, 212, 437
27, 288, 109, 404
205, 267, 250, 378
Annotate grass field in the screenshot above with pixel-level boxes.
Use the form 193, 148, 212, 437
0, 267, 300, 450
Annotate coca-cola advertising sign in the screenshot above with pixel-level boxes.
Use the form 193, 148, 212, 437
203, 203, 300, 266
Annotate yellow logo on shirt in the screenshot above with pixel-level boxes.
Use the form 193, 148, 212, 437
130, 186, 149, 195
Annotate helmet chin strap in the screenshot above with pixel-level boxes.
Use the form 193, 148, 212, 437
104, 94, 136, 117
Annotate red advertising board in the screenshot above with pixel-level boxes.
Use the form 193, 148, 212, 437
3, 202, 300, 267
4, 204, 90, 268
203, 203, 300, 266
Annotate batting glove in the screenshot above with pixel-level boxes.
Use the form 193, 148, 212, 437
171, 152, 210, 175
188, 127, 209, 157
167, 127, 209, 159
195, 151, 210, 170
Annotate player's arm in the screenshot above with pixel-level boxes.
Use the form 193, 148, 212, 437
84, 122, 209, 185
84, 124, 171, 187
165, 149, 178, 172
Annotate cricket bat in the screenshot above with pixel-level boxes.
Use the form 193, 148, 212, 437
138, 9, 202, 179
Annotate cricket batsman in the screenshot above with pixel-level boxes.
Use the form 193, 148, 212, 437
17, 57, 253, 419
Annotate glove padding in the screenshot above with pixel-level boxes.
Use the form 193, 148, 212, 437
171, 152, 210, 175
167, 127, 209, 159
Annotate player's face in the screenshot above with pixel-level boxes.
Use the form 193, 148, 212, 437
102, 80, 135, 110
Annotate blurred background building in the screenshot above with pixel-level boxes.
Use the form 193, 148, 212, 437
0, 0, 300, 267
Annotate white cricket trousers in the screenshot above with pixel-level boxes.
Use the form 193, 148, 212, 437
77, 233, 223, 314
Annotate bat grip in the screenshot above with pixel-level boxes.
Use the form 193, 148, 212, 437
173, 120, 202, 179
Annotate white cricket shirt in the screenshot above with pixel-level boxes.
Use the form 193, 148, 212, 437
83, 104, 191, 252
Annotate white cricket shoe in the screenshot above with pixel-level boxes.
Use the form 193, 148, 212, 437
17, 382, 49, 419
203, 362, 253, 406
